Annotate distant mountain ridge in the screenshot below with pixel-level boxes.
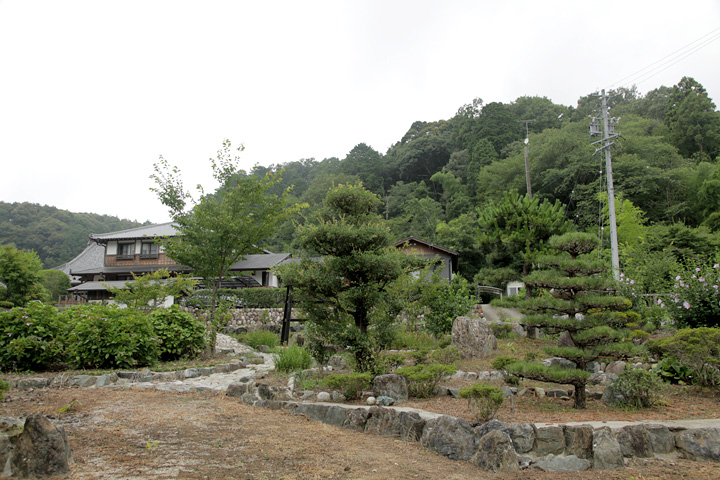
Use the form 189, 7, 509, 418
0, 201, 149, 268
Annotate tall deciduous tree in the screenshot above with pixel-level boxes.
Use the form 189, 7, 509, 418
151, 140, 301, 347
498, 232, 638, 409
665, 76, 720, 161
275, 183, 423, 371
0, 244, 45, 307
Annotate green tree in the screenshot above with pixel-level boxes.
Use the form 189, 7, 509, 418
275, 183, 423, 371
105, 269, 197, 312
39, 269, 71, 303
497, 232, 638, 409
151, 140, 301, 348
665, 76, 720, 161
0, 244, 45, 307
477, 191, 570, 295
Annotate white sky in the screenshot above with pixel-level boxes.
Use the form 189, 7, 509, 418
1, 1, 719, 224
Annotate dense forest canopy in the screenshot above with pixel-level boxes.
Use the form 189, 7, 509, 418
4, 76, 720, 285
0, 202, 146, 267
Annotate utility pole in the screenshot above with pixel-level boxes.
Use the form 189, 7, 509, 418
591, 90, 620, 280
518, 119, 535, 199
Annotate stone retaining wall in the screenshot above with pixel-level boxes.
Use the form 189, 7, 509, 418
180, 307, 301, 331
228, 379, 720, 472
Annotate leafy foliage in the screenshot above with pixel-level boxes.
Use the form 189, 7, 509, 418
149, 306, 205, 360
39, 269, 71, 303
0, 302, 67, 371
396, 364, 457, 398
324, 372, 373, 400
0, 245, 45, 307
106, 269, 197, 312
648, 327, 720, 387
610, 368, 665, 408
423, 275, 475, 336
459, 383, 505, 422
273, 344, 313, 373
64, 305, 160, 369
669, 259, 720, 328
242, 329, 280, 350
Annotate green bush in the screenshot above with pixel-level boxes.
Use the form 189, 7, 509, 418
183, 288, 286, 309
375, 352, 406, 373
459, 383, 505, 422
273, 344, 313, 373
0, 302, 67, 371
491, 356, 522, 386
429, 345, 461, 365
65, 305, 160, 369
652, 356, 696, 385
670, 260, 720, 328
649, 327, 720, 387
392, 328, 443, 350
396, 364, 457, 398
489, 323, 515, 339
324, 372, 373, 400
243, 329, 280, 350
0, 378, 8, 400
424, 277, 475, 336
611, 368, 665, 408
150, 306, 205, 360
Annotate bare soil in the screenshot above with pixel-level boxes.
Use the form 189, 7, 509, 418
3, 386, 720, 479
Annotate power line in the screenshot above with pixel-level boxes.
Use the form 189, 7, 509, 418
609, 26, 720, 90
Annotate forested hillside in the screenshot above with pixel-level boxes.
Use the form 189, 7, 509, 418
251, 76, 720, 287
0, 202, 147, 268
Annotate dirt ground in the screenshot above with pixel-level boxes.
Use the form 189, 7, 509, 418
3, 387, 720, 480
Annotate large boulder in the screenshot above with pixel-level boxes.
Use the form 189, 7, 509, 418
451, 316, 497, 358
592, 427, 624, 470
470, 430, 519, 473
372, 374, 408, 403
420, 415, 477, 461
563, 424, 593, 459
534, 425, 565, 456
616, 424, 653, 458
364, 407, 425, 442
675, 428, 720, 462
10, 415, 72, 478
533, 454, 591, 472
502, 423, 535, 454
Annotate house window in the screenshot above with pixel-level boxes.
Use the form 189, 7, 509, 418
140, 242, 159, 259
117, 242, 135, 260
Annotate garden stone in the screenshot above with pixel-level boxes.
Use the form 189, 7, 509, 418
316, 391, 331, 402
16, 378, 48, 390
563, 424, 593, 459
331, 391, 346, 402
675, 428, 720, 462
501, 386, 514, 398
184, 368, 200, 379
586, 361, 600, 373
534, 425, 565, 456
451, 316, 497, 358
447, 387, 460, 399
366, 396, 376, 405
466, 372, 478, 381
257, 345, 271, 353
534, 387, 546, 398
116, 371, 137, 379
470, 430, 519, 473
421, 415, 477, 461
588, 372, 606, 385
1, 434, 12, 477
510, 322, 525, 337
546, 389, 569, 398
376, 396, 395, 406
328, 355, 349, 370
365, 407, 425, 442
517, 455, 532, 470
558, 331, 576, 348
10, 415, 72, 478
616, 424, 653, 458
198, 367, 215, 376
435, 386, 449, 396
70, 375, 96, 388
343, 408, 369, 432
372, 374, 408, 403
294, 404, 347, 427
473, 419, 504, 440
601, 384, 625, 405
533, 454, 591, 472
593, 427, 624, 470
605, 360, 626, 376
248, 357, 265, 365
646, 424, 675, 454
226, 382, 249, 398
543, 357, 577, 370
502, 423, 535, 454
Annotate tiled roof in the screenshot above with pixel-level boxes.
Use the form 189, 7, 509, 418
55, 242, 106, 279
229, 253, 292, 271
89, 222, 178, 242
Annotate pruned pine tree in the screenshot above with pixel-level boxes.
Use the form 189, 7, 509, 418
499, 232, 639, 409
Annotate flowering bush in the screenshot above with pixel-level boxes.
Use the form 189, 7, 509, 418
670, 260, 720, 328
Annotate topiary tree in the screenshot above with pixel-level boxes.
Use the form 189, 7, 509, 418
496, 232, 639, 408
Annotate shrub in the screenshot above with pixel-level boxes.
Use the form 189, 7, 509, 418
375, 352, 406, 373
150, 306, 205, 360
459, 383, 505, 422
424, 276, 475, 336
491, 356, 522, 386
611, 368, 665, 408
0, 378, 8, 399
429, 345, 461, 365
396, 364, 457, 398
0, 302, 67, 371
65, 305, 160, 369
273, 344, 313, 373
648, 327, 720, 387
392, 328, 442, 350
324, 372, 373, 400
669, 260, 720, 328
243, 329, 280, 350
489, 323, 515, 339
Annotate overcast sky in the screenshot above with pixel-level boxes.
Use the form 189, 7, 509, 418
1, 1, 719, 225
